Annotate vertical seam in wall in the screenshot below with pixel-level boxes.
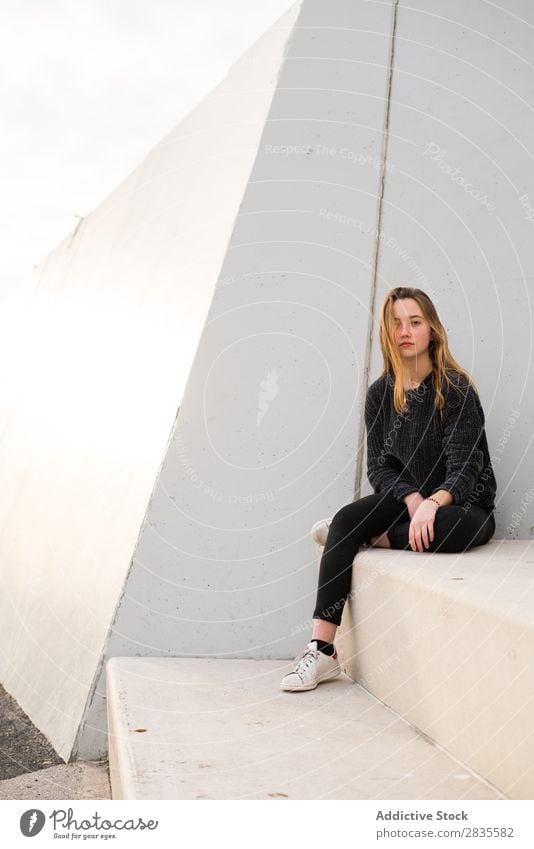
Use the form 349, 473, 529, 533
354, 0, 399, 498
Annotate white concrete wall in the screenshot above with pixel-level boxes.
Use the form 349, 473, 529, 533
2, 0, 532, 762
0, 2, 303, 760
364, 0, 534, 539
75, 0, 397, 757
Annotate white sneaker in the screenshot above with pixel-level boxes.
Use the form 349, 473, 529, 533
281, 640, 341, 691
311, 518, 332, 546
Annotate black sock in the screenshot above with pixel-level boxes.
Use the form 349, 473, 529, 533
313, 639, 336, 657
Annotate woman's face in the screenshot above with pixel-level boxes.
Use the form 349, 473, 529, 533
392, 298, 432, 362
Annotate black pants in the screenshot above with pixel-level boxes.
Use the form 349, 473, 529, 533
312, 492, 496, 627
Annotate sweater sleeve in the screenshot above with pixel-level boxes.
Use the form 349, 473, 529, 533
365, 388, 420, 502
431, 379, 485, 506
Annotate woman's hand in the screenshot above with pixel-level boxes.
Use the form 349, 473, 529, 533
404, 491, 424, 519
408, 499, 439, 552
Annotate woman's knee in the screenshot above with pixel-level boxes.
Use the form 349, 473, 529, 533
432, 506, 478, 552
329, 493, 401, 542
331, 495, 383, 529
464, 509, 496, 548
330, 502, 364, 535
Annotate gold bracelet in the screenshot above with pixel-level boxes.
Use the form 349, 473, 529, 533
426, 496, 441, 507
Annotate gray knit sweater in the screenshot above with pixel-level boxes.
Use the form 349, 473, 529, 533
364, 370, 497, 510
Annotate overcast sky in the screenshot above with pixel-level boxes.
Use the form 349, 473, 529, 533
0, 0, 295, 297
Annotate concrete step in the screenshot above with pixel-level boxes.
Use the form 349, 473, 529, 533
335, 539, 534, 800
106, 655, 502, 800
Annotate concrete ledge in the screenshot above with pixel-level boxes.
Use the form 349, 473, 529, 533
335, 540, 534, 800
106, 656, 501, 800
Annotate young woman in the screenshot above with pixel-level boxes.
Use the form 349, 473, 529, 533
281, 286, 497, 692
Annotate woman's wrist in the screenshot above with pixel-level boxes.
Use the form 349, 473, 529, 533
403, 491, 423, 505
426, 490, 454, 508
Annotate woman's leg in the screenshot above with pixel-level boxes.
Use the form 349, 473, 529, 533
387, 504, 496, 552
469, 507, 497, 546
312, 492, 409, 629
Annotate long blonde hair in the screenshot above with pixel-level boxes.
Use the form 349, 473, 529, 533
377, 286, 478, 416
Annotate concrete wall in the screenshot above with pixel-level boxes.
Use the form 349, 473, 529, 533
75, 0, 396, 758
1, 0, 533, 761
0, 2, 303, 760
365, 0, 534, 538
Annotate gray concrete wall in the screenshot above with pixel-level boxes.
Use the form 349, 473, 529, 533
75, 0, 397, 758
1, 0, 532, 762
0, 2, 303, 760
364, 0, 534, 540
